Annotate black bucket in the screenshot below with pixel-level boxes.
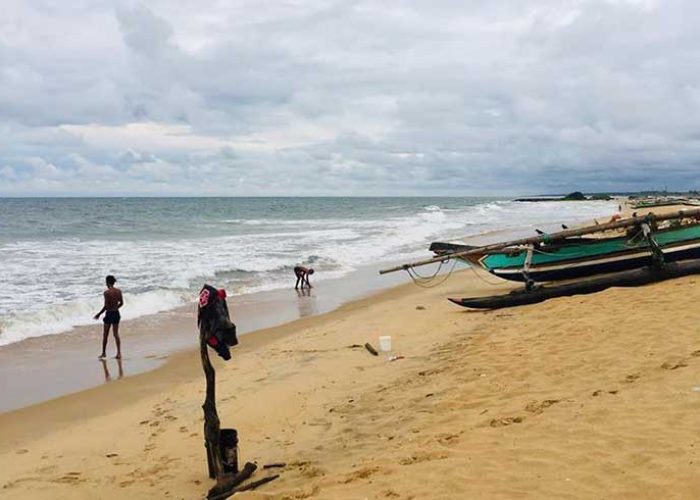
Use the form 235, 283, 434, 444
219, 428, 239, 474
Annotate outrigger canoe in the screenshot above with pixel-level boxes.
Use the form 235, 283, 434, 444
431, 222, 700, 283
378, 208, 700, 309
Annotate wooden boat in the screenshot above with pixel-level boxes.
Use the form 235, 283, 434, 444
382, 209, 700, 278
447, 258, 700, 309
630, 198, 700, 209
378, 207, 700, 309
432, 222, 700, 283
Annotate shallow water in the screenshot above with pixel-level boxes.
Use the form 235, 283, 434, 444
0, 197, 617, 346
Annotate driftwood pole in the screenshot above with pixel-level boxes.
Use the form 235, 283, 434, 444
200, 328, 224, 480
197, 285, 260, 500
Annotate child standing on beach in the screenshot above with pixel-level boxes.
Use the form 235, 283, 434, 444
94, 275, 124, 359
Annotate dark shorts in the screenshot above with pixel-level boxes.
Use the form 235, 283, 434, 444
104, 311, 121, 325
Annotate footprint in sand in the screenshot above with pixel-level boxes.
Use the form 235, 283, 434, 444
297, 463, 326, 479
54, 472, 85, 485
623, 373, 640, 383
3, 477, 34, 490
399, 451, 449, 465
339, 466, 382, 483
436, 432, 461, 446
592, 390, 618, 397
524, 399, 561, 415
661, 361, 688, 370
489, 416, 524, 427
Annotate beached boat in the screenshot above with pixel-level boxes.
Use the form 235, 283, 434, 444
431, 222, 700, 283
382, 208, 700, 282
629, 197, 700, 209
379, 208, 700, 309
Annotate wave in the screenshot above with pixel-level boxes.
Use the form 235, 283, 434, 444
0, 289, 189, 347
0, 199, 618, 346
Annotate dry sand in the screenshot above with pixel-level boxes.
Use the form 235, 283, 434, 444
1, 262, 700, 499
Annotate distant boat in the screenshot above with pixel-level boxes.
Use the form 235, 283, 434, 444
630, 198, 700, 209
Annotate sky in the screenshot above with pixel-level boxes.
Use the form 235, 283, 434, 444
1, 0, 699, 196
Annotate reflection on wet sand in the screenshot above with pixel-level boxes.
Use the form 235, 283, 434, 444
295, 288, 318, 317
99, 357, 124, 382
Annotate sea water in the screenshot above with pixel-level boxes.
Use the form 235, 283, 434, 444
0, 197, 617, 346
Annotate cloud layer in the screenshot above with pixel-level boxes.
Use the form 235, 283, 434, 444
1, 0, 699, 196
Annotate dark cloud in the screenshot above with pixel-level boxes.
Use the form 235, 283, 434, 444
2, 0, 700, 196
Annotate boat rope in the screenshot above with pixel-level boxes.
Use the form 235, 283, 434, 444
625, 229, 647, 246
405, 259, 458, 288
467, 263, 508, 286
407, 259, 448, 280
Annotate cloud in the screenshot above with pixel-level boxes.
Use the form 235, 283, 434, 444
1, 0, 700, 196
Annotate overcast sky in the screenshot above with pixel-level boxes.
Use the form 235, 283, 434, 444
1, 0, 699, 196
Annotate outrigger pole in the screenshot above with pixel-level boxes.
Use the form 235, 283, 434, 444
378, 207, 700, 275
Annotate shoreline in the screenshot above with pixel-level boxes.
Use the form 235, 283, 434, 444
0, 201, 621, 413
0, 268, 511, 449
0, 259, 417, 413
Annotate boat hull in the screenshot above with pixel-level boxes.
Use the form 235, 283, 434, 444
448, 259, 700, 309
488, 240, 700, 282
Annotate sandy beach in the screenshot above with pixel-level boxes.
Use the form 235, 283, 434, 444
2, 253, 700, 498
5, 1, 700, 497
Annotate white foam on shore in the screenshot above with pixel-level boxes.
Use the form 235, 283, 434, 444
0, 290, 189, 347
0, 200, 617, 346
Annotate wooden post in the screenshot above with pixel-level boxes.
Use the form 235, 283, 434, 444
197, 286, 270, 499
200, 329, 225, 481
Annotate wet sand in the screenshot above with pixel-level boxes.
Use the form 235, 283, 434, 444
0, 262, 411, 412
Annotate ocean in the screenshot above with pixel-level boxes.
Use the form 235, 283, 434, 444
0, 197, 617, 347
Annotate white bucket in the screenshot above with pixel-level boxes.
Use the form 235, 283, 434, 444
378, 336, 392, 352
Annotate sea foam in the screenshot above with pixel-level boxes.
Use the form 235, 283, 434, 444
0, 198, 617, 345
